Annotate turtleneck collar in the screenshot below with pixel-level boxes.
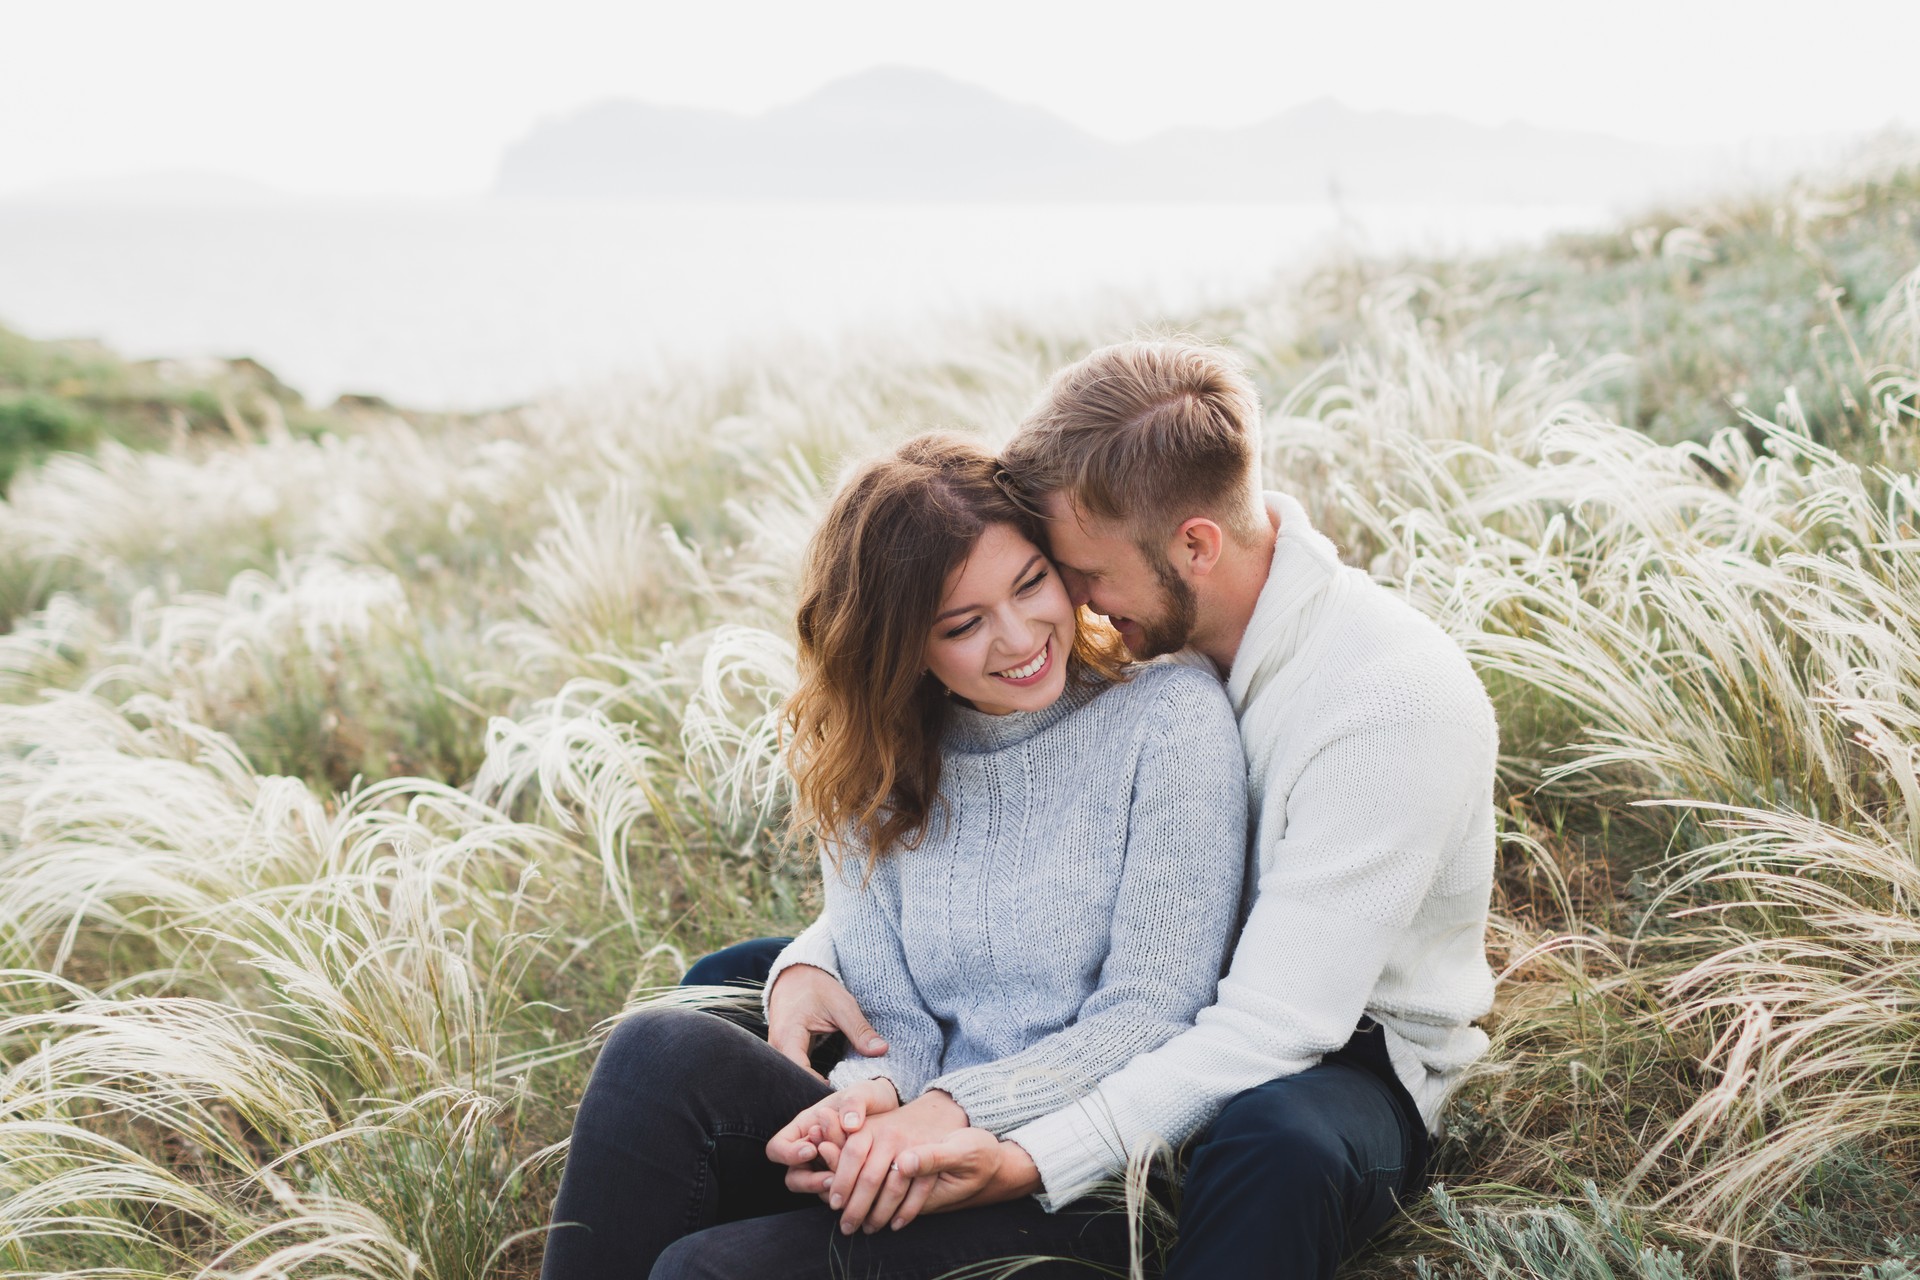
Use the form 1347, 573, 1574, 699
1225, 491, 1353, 713
941, 668, 1105, 754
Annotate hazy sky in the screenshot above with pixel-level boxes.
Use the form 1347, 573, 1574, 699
4, 0, 1915, 199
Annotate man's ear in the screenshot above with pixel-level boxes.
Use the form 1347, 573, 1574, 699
1174, 518, 1227, 577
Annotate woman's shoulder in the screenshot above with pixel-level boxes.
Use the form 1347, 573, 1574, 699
1088, 656, 1236, 730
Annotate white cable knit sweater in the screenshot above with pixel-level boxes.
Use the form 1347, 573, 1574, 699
769, 662, 1249, 1136
1005, 492, 1499, 1206
772, 492, 1499, 1210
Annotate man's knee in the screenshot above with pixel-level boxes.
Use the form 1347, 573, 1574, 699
680, 937, 791, 988
1188, 1073, 1386, 1201
1211, 1082, 1346, 1158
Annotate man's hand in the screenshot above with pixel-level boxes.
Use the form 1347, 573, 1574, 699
888, 1131, 1043, 1228
766, 1077, 900, 1195
766, 963, 888, 1076
823, 1090, 970, 1235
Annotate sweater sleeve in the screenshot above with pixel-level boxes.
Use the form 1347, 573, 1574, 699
817, 845, 946, 1100
926, 673, 1248, 1134
1005, 705, 1492, 1209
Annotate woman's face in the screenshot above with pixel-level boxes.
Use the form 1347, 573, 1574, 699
924, 522, 1077, 717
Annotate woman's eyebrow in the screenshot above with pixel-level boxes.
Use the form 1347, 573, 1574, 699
932, 555, 1044, 622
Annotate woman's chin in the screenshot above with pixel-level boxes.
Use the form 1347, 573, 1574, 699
1003, 665, 1069, 713
965, 664, 1067, 716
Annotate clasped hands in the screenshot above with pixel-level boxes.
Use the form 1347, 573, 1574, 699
762, 962, 1039, 1234
764, 1078, 1012, 1235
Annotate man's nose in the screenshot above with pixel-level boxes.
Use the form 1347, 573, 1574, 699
1058, 566, 1092, 608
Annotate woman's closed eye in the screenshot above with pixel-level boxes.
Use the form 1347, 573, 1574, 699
940, 570, 1049, 640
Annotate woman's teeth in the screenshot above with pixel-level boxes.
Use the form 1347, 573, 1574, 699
995, 642, 1049, 681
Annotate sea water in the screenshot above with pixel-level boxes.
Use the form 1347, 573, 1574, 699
0, 199, 1605, 411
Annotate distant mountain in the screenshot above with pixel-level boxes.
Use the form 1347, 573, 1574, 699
496, 67, 1117, 200
494, 68, 1822, 207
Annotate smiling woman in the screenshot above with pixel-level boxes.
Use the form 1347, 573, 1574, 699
783, 431, 1130, 864
924, 523, 1076, 716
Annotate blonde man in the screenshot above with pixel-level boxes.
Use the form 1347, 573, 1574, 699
745, 339, 1498, 1278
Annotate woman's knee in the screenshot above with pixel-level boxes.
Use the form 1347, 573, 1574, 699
647, 1234, 718, 1280
648, 1228, 772, 1280
590, 1006, 746, 1095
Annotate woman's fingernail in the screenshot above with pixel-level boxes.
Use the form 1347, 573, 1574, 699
841, 1219, 856, 1235
796, 1144, 814, 1159
891, 1218, 905, 1231
867, 1038, 886, 1052
844, 1112, 860, 1128
829, 1195, 842, 1211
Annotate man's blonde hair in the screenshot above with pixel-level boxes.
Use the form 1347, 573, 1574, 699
1000, 338, 1265, 552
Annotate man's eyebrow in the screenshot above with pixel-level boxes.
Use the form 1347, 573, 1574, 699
933, 555, 1045, 622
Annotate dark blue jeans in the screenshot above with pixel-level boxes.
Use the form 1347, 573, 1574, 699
670, 937, 1431, 1280
1163, 1016, 1429, 1278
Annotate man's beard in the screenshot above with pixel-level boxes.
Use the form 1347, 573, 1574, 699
1126, 556, 1199, 660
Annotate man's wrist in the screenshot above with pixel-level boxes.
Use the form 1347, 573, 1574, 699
769, 961, 831, 998
992, 1138, 1042, 1199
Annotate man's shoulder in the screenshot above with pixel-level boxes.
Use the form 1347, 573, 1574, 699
1309, 579, 1493, 730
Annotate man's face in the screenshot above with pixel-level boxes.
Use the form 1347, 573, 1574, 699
1039, 492, 1198, 661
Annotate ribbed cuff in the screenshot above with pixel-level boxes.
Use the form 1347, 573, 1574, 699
1003, 1102, 1128, 1212
828, 1056, 922, 1101
759, 922, 841, 1020
924, 1066, 1061, 1136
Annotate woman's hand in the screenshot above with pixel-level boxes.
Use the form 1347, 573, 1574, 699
765, 1077, 900, 1194
823, 1089, 969, 1235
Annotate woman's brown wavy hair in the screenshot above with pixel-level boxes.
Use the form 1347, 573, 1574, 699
786, 432, 1130, 869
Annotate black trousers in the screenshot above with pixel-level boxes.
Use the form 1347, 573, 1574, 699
539, 1005, 1138, 1279
660, 938, 1433, 1280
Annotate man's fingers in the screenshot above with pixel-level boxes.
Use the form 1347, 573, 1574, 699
784, 1165, 833, 1196
895, 1142, 962, 1178
765, 1135, 817, 1165
891, 1175, 937, 1231
826, 990, 889, 1057
768, 1023, 823, 1076
765, 1118, 816, 1166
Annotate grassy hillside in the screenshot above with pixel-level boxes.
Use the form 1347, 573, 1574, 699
0, 160, 1915, 1279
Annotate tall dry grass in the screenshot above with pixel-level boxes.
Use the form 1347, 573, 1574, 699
0, 172, 1913, 1278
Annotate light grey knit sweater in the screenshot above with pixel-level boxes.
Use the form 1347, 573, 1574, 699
772, 661, 1248, 1135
